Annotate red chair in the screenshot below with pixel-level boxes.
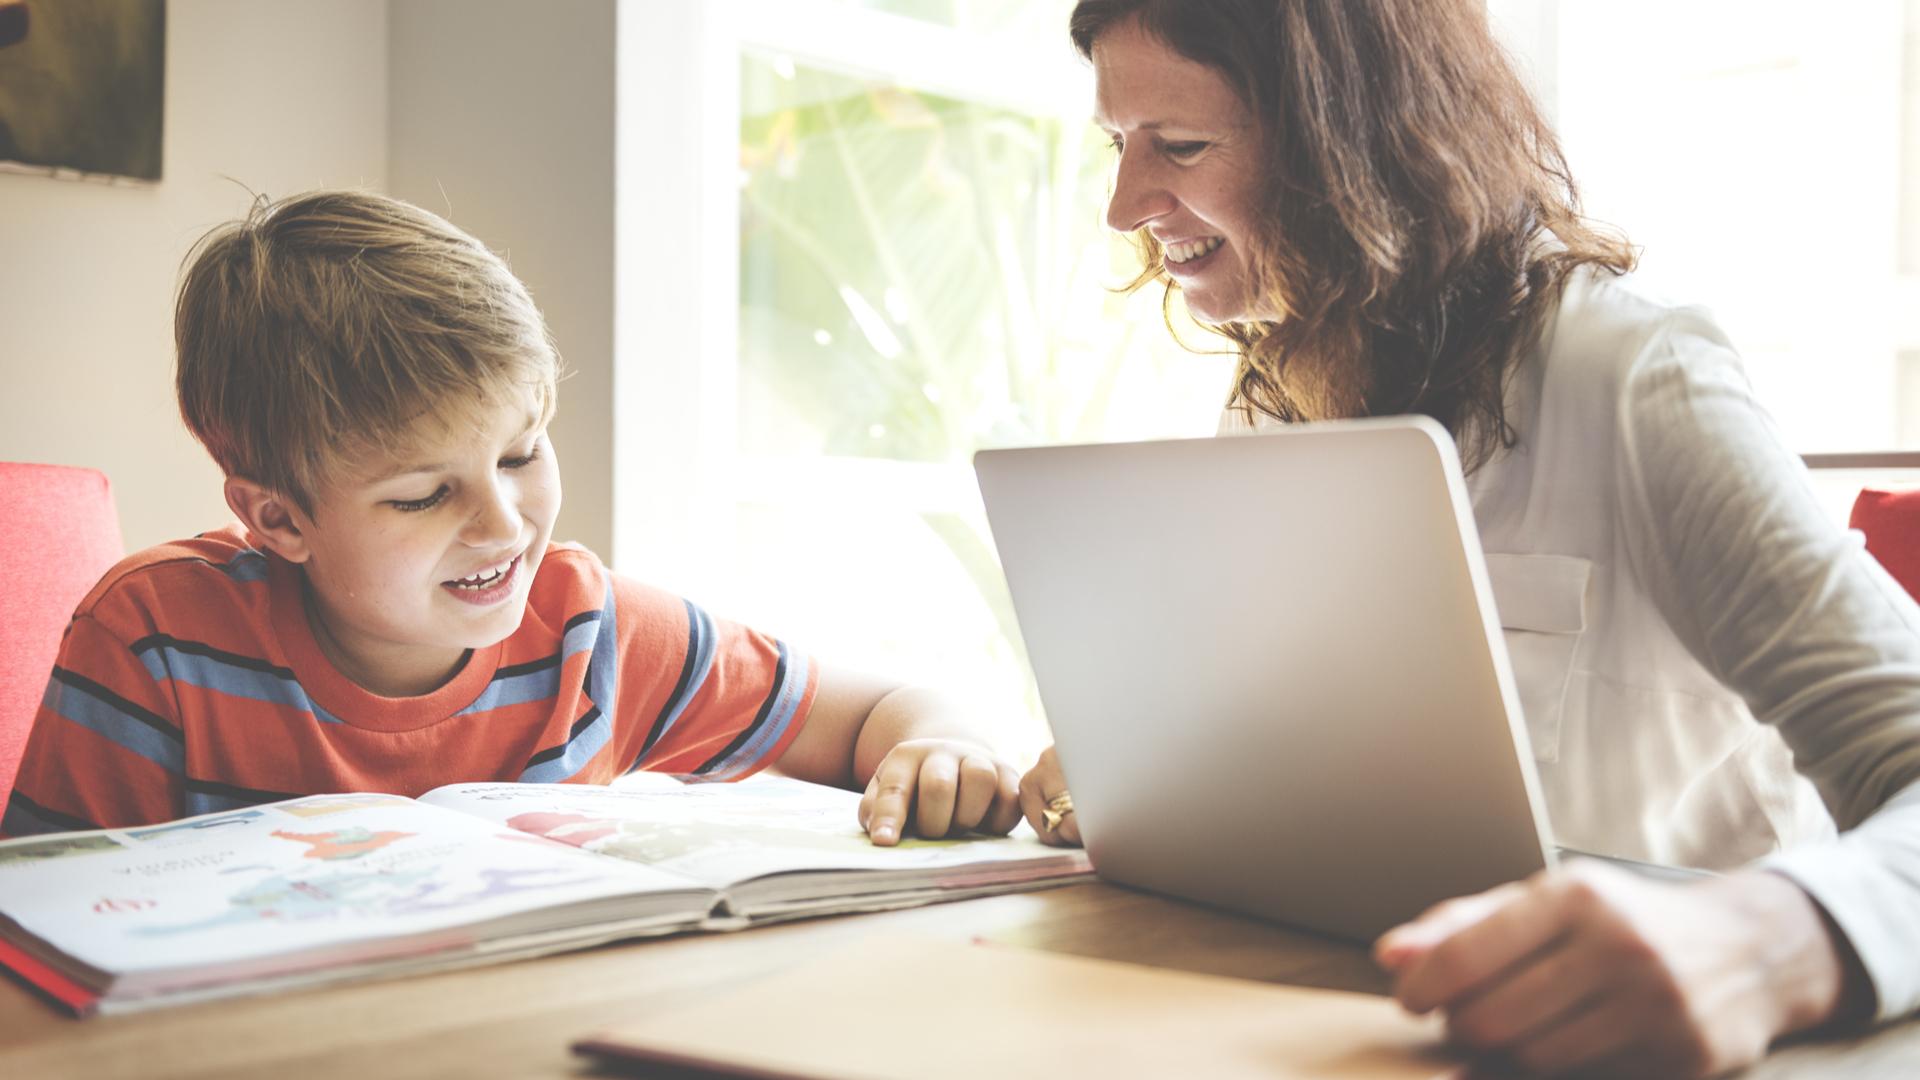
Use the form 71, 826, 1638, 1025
0, 463, 124, 810
1853, 487, 1920, 602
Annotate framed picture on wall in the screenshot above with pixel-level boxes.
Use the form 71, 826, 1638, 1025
0, 0, 165, 182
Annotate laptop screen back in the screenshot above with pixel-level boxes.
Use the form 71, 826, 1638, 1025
974, 416, 1555, 941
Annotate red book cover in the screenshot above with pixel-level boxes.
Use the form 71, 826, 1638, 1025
0, 936, 97, 1016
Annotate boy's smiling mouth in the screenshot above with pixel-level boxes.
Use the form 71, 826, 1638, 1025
442, 550, 526, 605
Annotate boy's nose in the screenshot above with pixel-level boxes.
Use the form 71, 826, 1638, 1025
461, 481, 521, 546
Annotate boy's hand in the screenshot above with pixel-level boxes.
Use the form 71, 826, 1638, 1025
856, 738, 1023, 846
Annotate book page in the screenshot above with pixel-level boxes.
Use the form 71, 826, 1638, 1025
0, 793, 705, 982
421, 775, 1087, 890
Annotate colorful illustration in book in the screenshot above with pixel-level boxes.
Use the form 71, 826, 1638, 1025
127, 811, 264, 841
0, 835, 125, 866
280, 794, 413, 818
506, 813, 619, 847
505, 810, 957, 864
130, 862, 613, 937
271, 827, 415, 861
125, 810, 263, 837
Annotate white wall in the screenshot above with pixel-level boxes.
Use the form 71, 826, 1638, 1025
0, 0, 620, 560
0, 0, 390, 551
388, 0, 617, 559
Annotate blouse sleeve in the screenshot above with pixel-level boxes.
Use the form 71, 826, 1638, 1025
1613, 308, 1920, 1020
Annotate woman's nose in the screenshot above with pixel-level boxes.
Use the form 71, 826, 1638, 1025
1105, 149, 1176, 234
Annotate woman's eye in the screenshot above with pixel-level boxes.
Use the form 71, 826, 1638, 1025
390, 486, 449, 513
1107, 133, 1124, 154
1164, 141, 1209, 160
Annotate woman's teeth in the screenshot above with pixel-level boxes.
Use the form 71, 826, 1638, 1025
451, 557, 514, 589
1165, 236, 1224, 264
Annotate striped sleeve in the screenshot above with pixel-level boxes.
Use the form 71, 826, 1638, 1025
2, 615, 186, 837
612, 583, 817, 782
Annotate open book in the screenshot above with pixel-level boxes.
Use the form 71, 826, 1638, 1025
0, 774, 1091, 1016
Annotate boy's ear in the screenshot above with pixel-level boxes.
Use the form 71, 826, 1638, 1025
224, 476, 313, 564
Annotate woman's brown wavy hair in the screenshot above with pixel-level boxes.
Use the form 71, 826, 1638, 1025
1071, 0, 1635, 472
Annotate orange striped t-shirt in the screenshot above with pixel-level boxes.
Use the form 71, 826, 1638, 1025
2, 524, 816, 836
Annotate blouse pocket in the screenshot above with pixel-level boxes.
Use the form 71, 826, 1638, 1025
1484, 553, 1593, 764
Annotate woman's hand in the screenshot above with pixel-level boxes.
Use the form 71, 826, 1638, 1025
855, 738, 1023, 846
1017, 745, 1083, 847
1374, 861, 1868, 1077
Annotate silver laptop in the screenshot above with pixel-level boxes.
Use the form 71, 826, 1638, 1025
974, 416, 1560, 942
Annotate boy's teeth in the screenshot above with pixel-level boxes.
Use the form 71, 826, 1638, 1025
453, 557, 514, 587
1165, 236, 1224, 264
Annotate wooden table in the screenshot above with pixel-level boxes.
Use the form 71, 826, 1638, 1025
1, 881, 1915, 1078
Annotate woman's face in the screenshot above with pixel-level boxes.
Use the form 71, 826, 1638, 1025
1093, 17, 1271, 324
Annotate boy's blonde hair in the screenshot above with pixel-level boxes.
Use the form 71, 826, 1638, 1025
175, 190, 560, 514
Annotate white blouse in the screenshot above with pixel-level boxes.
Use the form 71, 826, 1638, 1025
1226, 267, 1920, 1020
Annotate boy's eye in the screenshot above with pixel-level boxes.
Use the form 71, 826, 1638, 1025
390, 486, 448, 513
500, 442, 541, 470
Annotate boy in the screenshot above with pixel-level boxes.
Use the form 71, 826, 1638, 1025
3, 190, 1022, 847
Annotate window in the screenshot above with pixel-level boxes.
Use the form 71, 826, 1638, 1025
617, 3, 1920, 751
1491, 0, 1912, 454
616, 1, 1232, 756
1488, 1, 1920, 521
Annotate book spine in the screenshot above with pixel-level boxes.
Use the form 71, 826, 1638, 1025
0, 936, 99, 1017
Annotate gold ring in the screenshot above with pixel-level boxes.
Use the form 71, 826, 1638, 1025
1041, 791, 1075, 832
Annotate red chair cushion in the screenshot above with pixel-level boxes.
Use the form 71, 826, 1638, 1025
0, 463, 124, 809
1852, 488, 1920, 602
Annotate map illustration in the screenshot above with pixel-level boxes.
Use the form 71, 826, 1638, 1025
126, 823, 610, 938
271, 827, 414, 861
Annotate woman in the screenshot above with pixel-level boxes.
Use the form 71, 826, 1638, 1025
1016, 1, 1920, 1075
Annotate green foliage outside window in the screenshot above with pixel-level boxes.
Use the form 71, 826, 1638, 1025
735, 41, 1233, 732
